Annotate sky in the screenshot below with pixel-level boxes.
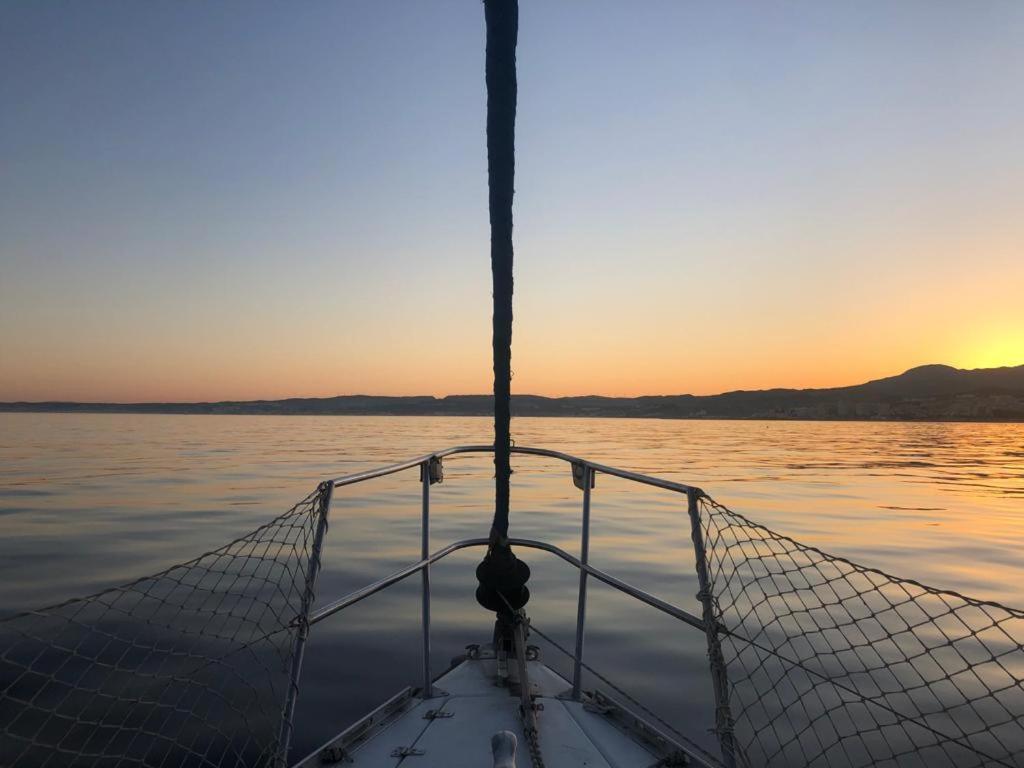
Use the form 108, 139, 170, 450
1, 1, 1022, 402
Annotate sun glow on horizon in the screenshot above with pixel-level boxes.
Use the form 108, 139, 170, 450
1, 2, 1022, 404
957, 333, 1024, 372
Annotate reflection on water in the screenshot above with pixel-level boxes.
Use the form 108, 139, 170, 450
1, 414, 1022, 759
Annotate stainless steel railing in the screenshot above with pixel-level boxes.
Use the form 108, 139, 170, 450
293, 444, 1024, 768
300, 445, 735, 766
329, 444, 701, 495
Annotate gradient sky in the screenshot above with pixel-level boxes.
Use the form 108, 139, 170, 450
1, 1, 1022, 402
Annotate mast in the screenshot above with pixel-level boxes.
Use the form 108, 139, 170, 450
485, 0, 517, 540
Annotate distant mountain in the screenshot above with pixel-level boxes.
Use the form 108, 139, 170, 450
3, 364, 1023, 421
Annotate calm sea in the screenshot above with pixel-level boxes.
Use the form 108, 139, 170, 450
1, 413, 1022, 759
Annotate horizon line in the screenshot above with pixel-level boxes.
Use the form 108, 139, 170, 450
4, 361, 1023, 406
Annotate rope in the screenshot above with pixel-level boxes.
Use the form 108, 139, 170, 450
524, 717, 546, 768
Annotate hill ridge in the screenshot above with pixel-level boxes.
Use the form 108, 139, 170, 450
3, 364, 1023, 421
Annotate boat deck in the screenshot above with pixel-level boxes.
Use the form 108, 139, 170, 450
294, 645, 701, 767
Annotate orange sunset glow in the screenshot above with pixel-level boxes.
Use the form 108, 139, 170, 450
1, 2, 1022, 404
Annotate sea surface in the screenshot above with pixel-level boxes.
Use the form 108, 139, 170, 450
1, 413, 1023, 760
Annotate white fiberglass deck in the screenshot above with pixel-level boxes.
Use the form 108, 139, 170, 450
294, 645, 702, 768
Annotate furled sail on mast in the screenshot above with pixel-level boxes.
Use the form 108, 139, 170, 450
486, 0, 517, 542
476, 0, 531, 622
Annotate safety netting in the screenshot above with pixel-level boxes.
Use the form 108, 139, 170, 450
0, 483, 330, 768
4, 474, 1023, 768
697, 494, 1024, 768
